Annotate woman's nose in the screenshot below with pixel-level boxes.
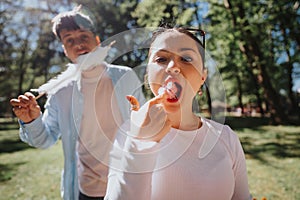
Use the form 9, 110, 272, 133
166, 60, 180, 74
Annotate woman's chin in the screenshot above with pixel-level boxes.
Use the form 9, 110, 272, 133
162, 102, 181, 113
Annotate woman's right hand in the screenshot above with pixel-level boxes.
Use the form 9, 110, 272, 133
127, 94, 172, 142
10, 92, 41, 123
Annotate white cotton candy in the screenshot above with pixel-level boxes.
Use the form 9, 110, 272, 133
76, 45, 111, 71
31, 43, 113, 96
158, 87, 166, 95
30, 64, 78, 96
166, 82, 173, 90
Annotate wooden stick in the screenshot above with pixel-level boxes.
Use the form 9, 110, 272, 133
35, 92, 46, 100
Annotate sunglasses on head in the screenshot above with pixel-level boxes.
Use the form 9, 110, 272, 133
182, 27, 206, 49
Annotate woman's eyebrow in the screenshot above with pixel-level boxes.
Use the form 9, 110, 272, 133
179, 47, 197, 53
152, 47, 197, 55
154, 49, 169, 53
158, 48, 197, 53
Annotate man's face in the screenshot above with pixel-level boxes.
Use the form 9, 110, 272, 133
60, 29, 100, 63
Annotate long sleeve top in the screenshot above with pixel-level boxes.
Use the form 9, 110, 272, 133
105, 118, 252, 200
18, 63, 146, 200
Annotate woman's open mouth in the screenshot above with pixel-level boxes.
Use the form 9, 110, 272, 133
159, 81, 182, 103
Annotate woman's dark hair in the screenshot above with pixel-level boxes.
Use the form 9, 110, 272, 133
151, 23, 205, 61
52, 5, 95, 40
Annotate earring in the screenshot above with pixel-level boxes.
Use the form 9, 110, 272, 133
198, 88, 203, 96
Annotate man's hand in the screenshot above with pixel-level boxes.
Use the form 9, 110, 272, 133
10, 92, 41, 123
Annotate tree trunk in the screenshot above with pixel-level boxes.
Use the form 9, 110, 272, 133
236, 73, 244, 114
18, 39, 29, 95
281, 26, 300, 119
245, 65, 265, 116
225, 0, 288, 124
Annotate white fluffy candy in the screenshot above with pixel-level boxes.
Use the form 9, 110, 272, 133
158, 82, 174, 95
31, 44, 112, 96
158, 87, 166, 95
76, 45, 111, 71
166, 82, 173, 89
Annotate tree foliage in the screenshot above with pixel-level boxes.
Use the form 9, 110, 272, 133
206, 0, 300, 124
0, 0, 299, 124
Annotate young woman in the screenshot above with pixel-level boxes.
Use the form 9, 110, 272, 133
105, 26, 252, 200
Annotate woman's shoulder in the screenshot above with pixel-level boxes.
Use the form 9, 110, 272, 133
202, 118, 240, 144
204, 118, 244, 158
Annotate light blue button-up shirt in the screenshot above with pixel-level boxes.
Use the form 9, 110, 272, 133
19, 63, 145, 200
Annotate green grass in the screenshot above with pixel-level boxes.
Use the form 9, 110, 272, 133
0, 129, 63, 200
236, 126, 300, 200
0, 118, 299, 200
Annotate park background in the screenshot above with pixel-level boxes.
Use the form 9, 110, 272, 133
0, 0, 299, 199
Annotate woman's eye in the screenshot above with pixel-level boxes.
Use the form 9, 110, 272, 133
181, 56, 193, 62
155, 57, 167, 63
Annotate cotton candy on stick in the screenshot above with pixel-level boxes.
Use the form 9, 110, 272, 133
158, 82, 174, 95
31, 41, 115, 99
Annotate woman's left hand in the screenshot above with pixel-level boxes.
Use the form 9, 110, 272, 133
126, 94, 171, 142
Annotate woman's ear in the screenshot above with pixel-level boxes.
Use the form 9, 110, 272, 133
201, 68, 208, 84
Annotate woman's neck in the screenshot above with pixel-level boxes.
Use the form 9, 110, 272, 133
167, 110, 201, 131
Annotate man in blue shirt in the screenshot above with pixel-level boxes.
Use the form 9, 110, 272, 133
10, 5, 145, 200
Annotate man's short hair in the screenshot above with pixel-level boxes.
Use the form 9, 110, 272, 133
52, 5, 96, 40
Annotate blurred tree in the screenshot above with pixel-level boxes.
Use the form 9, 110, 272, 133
0, 0, 70, 117
272, 1, 300, 119
132, 0, 197, 27
1, 0, 299, 125
0, 1, 15, 117
206, 0, 299, 124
